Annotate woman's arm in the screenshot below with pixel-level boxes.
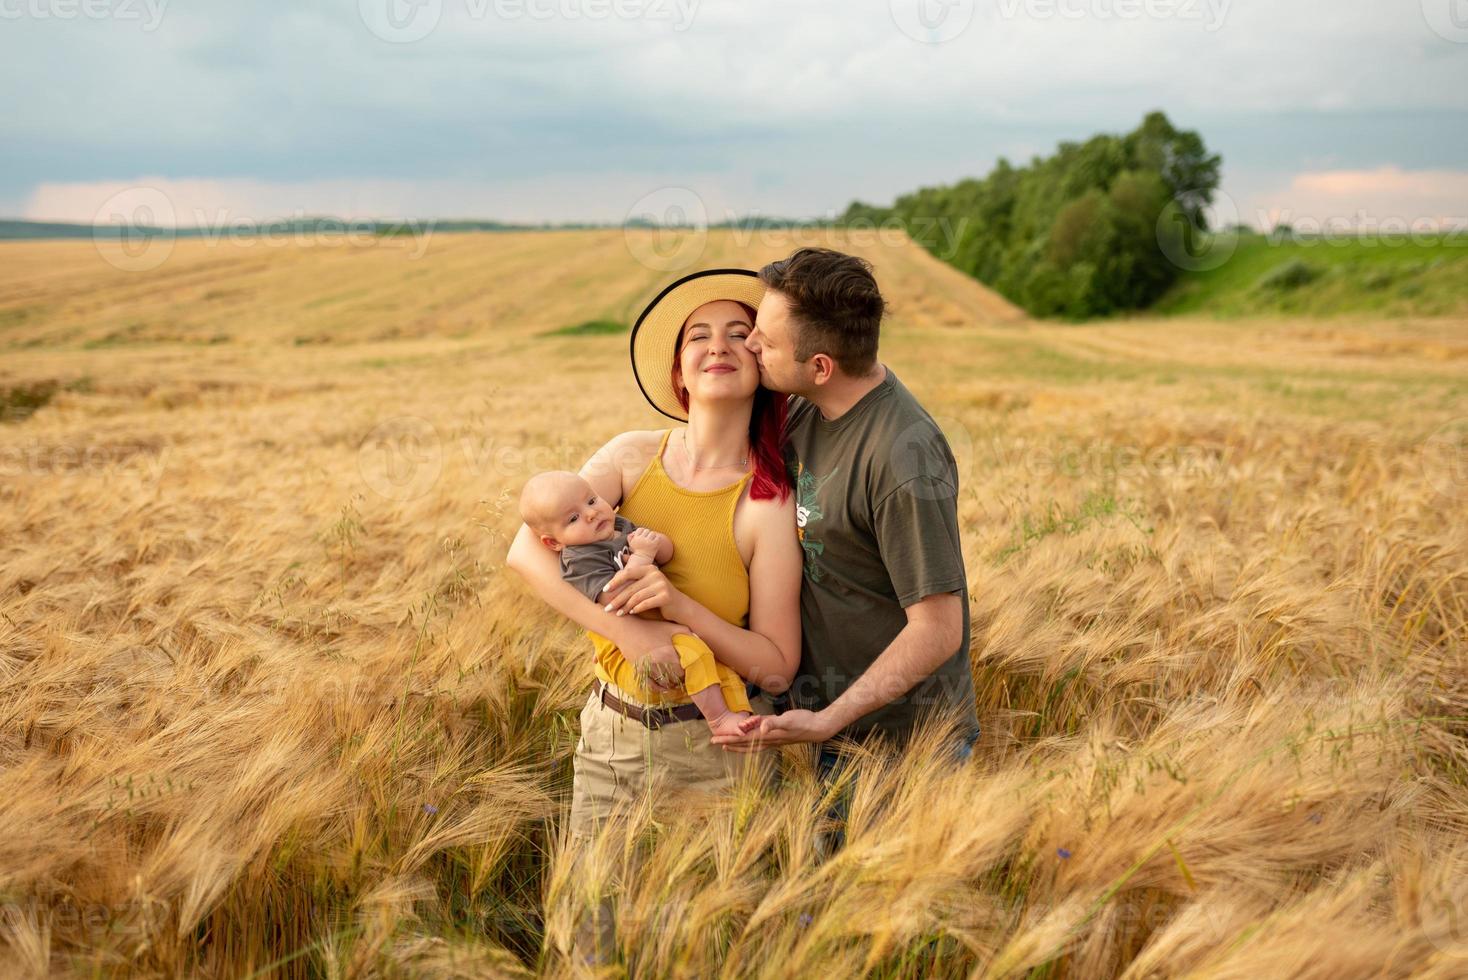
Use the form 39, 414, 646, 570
505, 524, 688, 687
504, 431, 688, 689
605, 494, 802, 694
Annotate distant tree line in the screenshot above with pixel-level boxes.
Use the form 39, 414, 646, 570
842, 112, 1222, 319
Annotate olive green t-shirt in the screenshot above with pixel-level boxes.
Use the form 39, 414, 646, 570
783, 368, 977, 742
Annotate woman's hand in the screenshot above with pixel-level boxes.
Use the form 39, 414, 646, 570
638, 642, 687, 692
601, 562, 686, 618
619, 619, 688, 692
709, 710, 840, 751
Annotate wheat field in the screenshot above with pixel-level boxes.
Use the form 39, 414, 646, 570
1, 228, 1466, 978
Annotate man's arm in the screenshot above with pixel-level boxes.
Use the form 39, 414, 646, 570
714, 461, 968, 747
711, 592, 963, 747
819, 592, 963, 731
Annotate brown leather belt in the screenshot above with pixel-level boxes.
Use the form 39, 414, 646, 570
595, 680, 703, 729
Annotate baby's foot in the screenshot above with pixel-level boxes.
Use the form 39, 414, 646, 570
706, 710, 752, 739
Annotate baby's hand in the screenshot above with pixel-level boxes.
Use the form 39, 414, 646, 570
626, 527, 666, 559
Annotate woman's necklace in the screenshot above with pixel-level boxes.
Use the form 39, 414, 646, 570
681, 429, 749, 472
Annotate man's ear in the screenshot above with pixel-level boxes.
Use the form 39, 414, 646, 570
810, 353, 836, 386
540, 534, 564, 552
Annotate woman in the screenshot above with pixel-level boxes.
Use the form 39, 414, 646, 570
505, 268, 802, 838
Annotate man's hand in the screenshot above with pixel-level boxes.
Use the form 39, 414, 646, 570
602, 562, 686, 618
708, 709, 839, 752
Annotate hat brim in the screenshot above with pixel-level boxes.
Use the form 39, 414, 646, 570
629, 269, 766, 422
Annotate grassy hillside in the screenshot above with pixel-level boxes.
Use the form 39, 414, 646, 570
0, 229, 1023, 351
1, 231, 1465, 976
1154, 230, 1468, 318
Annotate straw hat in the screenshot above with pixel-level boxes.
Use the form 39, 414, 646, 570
629, 268, 766, 421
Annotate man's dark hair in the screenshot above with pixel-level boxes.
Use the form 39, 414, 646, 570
758, 247, 885, 375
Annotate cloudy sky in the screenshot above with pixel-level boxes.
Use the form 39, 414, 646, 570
3, 0, 1466, 229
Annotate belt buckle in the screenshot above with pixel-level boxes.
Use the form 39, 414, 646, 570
601, 680, 661, 730
633, 691, 664, 730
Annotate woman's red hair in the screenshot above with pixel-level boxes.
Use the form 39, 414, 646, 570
671, 301, 790, 502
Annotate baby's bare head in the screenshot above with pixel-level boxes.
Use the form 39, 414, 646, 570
519, 471, 618, 551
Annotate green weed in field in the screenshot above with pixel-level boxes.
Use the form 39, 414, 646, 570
540, 319, 626, 337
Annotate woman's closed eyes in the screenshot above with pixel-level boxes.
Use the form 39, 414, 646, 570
685, 325, 749, 346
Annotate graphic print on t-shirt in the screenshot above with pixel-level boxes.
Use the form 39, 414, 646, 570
791, 459, 837, 583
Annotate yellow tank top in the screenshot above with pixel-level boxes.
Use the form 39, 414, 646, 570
589, 429, 752, 697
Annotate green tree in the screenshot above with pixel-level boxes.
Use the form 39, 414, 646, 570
840, 112, 1222, 320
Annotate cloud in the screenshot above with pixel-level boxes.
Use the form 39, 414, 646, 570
3, 0, 1467, 221
1248, 167, 1468, 230
34, 164, 1468, 234
22, 173, 780, 225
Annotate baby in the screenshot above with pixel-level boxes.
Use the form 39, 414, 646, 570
518, 470, 752, 736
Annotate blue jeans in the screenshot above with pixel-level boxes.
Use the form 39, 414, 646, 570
814, 725, 979, 854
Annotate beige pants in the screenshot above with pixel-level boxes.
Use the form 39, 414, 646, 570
568, 682, 775, 840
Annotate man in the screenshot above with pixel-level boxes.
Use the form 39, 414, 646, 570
714, 247, 979, 767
